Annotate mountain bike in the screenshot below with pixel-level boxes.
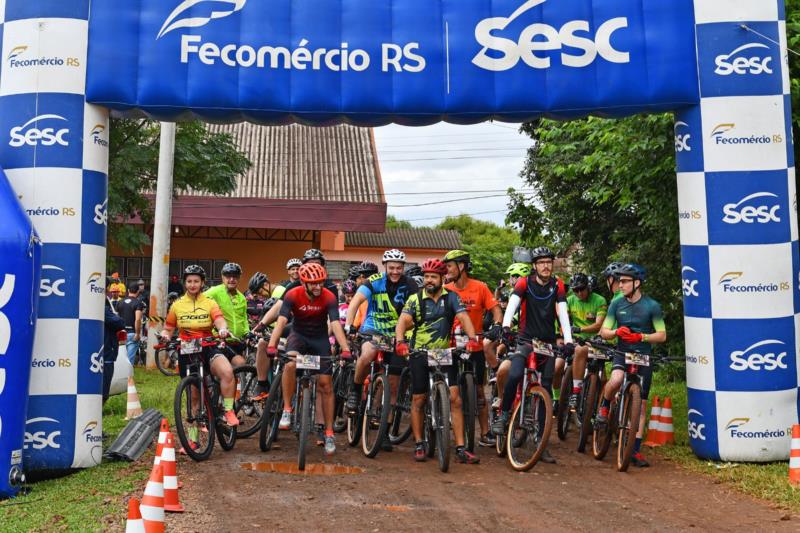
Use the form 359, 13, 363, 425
332, 341, 356, 434
556, 348, 574, 441
453, 334, 479, 453
575, 339, 610, 453
388, 364, 413, 446
411, 347, 457, 473
359, 334, 393, 458
258, 349, 288, 452
291, 353, 335, 471
173, 337, 237, 461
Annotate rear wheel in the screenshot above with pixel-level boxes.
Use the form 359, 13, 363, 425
616, 383, 642, 472
556, 365, 572, 441
577, 373, 599, 453
489, 383, 506, 457
507, 385, 552, 472
433, 381, 451, 473
388, 368, 413, 445
298, 383, 312, 471
362, 374, 391, 458
156, 348, 179, 376
233, 365, 261, 438
592, 386, 615, 461
332, 363, 353, 434
460, 373, 477, 453
346, 383, 364, 447
258, 371, 283, 451
174, 375, 215, 461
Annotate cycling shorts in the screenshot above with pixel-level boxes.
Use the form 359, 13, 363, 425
178, 347, 227, 379
408, 354, 459, 395
611, 353, 652, 400
468, 350, 487, 386
286, 331, 333, 375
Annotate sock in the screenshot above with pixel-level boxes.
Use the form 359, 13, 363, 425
552, 389, 560, 401
223, 398, 234, 411
634, 438, 642, 453
257, 379, 268, 388
572, 379, 582, 389
188, 426, 199, 442
600, 397, 611, 409
325, 429, 334, 438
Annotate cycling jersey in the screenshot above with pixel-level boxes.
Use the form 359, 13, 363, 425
567, 292, 608, 340
513, 276, 566, 343
165, 293, 223, 340
338, 303, 348, 325
204, 284, 249, 340
445, 278, 497, 334
402, 289, 465, 349
279, 285, 338, 338
353, 299, 368, 329
278, 280, 339, 302
358, 273, 417, 336
602, 295, 665, 354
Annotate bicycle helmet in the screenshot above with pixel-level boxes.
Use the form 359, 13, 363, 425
382, 249, 406, 264
286, 258, 302, 269
405, 265, 423, 278
358, 261, 379, 276
421, 258, 447, 276
348, 265, 362, 280
302, 248, 326, 265
617, 263, 647, 282
530, 246, 555, 262
248, 272, 269, 294
342, 279, 357, 295
411, 275, 424, 287
167, 291, 178, 302
587, 275, 598, 292
221, 262, 242, 277
512, 246, 533, 264
570, 273, 589, 291
182, 264, 206, 281
505, 263, 532, 277
602, 261, 625, 280
298, 263, 327, 283
262, 297, 278, 314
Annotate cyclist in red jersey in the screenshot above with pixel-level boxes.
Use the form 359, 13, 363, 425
267, 263, 351, 455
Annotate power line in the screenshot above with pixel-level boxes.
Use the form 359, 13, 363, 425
381, 154, 525, 162
404, 209, 509, 222
378, 147, 528, 154
390, 192, 534, 207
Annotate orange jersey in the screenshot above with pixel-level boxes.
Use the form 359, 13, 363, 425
353, 299, 369, 329
445, 278, 497, 334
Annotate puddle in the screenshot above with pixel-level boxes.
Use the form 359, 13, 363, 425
240, 462, 365, 475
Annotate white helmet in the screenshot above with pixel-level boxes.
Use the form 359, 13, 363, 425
382, 249, 406, 264
286, 258, 302, 269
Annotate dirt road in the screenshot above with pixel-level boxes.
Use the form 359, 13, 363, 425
161, 428, 795, 532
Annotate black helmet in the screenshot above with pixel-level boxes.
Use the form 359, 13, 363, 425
182, 264, 206, 281
262, 297, 278, 313
221, 262, 242, 277
570, 273, 589, 291
405, 265, 423, 278
530, 246, 555, 262
617, 263, 646, 282
587, 275, 598, 291
358, 261, 379, 276
347, 265, 362, 280
248, 272, 269, 294
602, 261, 625, 280
167, 291, 178, 301
512, 246, 533, 264
302, 248, 326, 265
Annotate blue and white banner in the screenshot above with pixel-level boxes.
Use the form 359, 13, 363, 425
86, 0, 700, 125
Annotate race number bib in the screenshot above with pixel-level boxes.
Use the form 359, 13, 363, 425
625, 352, 649, 367
588, 347, 610, 361
296, 354, 321, 370
454, 335, 468, 349
532, 341, 554, 357
427, 349, 453, 367
180, 338, 202, 355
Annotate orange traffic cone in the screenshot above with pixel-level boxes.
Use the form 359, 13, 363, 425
790, 425, 800, 485
154, 419, 169, 466
140, 464, 165, 533
126, 377, 143, 420
125, 497, 145, 533
643, 396, 663, 447
161, 433, 185, 513
657, 396, 675, 445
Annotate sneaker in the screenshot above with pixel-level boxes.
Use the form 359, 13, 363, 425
490, 397, 501, 410
223, 410, 240, 427
568, 392, 579, 410
540, 449, 556, 464
491, 412, 509, 436
279, 410, 292, 430
456, 447, 480, 464
414, 442, 427, 462
253, 383, 269, 401
324, 435, 336, 456
595, 407, 609, 430
631, 452, 650, 468
478, 433, 496, 447
346, 390, 360, 413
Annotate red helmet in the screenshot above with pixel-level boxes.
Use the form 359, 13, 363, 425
421, 258, 447, 276
298, 263, 327, 284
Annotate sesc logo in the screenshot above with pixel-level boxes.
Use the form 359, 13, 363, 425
687, 409, 706, 441
90, 346, 104, 374
86, 272, 105, 295
682, 266, 699, 297
722, 192, 781, 225
0, 274, 14, 356
729, 339, 788, 371
83, 421, 103, 443
24, 417, 62, 450
40, 265, 66, 297
94, 199, 108, 225
9, 114, 70, 148
472, 0, 630, 71
715, 43, 773, 76
157, 0, 247, 39
674, 121, 691, 152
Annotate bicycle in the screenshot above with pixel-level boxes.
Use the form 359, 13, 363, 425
388, 363, 413, 446
490, 344, 513, 458
453, 333, 479, 453
332, 337, 360, 434
575, 339, 610, 453
556, 348, 574, 441
173, 337, 237, 462
504, 339, 555, 472
358, 334, 393, 458
258, 348, 288, 452
154, 338, 179, 376
290, 353, 335, 471
410, 347, 457, 473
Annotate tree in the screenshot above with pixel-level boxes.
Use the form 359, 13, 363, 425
385, 214, 414, 229
435, 215, 521, 285
108, 120, 251, 252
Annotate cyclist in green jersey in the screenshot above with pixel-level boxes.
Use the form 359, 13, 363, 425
598, 263, 666, 467
204, 262, 249, 367
566, 273, 607, 408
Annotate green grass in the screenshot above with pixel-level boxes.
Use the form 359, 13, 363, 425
650, 371, 800, 512
0, 368, 179, 532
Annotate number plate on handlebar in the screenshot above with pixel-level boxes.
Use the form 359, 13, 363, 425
180, 338, 202, 355
532, 341, 554, 357
296, 354, 321, 370
625, 352, 649, 367
369, 335, 394, 352
454, 334, 469, 349
588, 347, 610, 361
427, 349, 453, 367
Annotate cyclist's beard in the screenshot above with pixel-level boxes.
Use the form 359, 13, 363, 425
425, 280, 442, 295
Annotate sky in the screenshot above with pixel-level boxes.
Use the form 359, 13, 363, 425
372, 121, 534, 227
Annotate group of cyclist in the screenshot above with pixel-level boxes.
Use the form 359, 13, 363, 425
160, 243, 666, 468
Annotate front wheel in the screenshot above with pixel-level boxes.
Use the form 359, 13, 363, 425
433, 381, 451, 473
233, 365, 262, 438
174, 375, 215, 461
460, 373, 477, 453
346, 384, 364, 447
577, 373, 600, 453
556, 365, 572, 441
592, 386, 615, 461
362, 374, 391, 458
506, 385, 552, 472
616, 383, 642, 472
298, 383, 312, 471
215, 383, 237, 451
258, 371, 283, 452
388, 368, 413, 445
